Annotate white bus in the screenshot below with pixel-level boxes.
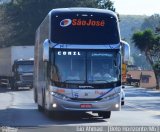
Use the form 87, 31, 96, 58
34, 8, 130, 119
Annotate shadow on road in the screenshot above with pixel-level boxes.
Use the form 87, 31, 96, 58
49, 111, 106, 122
0, 86, 31, 93
124, 87, 160, 113
136, 102, 160, 111
0, 86, 11, 93
153, 115, 160, 119
0, 108, 106, 127
125, 87, 160, 97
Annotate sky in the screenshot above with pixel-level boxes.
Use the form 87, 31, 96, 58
113, 0, 160, 16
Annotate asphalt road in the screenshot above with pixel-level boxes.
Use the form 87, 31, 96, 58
0, 86, 160, 132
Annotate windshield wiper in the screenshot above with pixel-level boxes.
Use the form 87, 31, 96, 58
64, 80, 85, 83
89, 80, 117, 83
89, 80, 108, 82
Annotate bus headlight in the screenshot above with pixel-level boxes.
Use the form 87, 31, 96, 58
50, 91, 70, 101
115, 104, 119, 108
50, 91, 56, 96
52, 103, 57, 108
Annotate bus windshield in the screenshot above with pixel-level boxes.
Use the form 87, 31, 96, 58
51, 12, 119, 44
51, 50, 120, 84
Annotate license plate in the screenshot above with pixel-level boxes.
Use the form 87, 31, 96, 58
80, 104, 92, 108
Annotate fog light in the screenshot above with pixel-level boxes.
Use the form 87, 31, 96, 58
115, 104, 119, 108
52, 103, 57, 108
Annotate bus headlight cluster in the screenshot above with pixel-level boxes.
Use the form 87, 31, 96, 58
103, 93, 119, 101
50, 91, 70, 101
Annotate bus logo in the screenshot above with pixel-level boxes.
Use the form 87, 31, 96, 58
60, 19, 72, 27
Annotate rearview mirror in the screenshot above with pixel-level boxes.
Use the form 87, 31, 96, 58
121, 40, 130, 64
43, 39, 50, 62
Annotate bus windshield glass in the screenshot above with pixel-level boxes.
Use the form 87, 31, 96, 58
87, 52, 119, 83
51, 12, 119, 44
51, 50, 120, 84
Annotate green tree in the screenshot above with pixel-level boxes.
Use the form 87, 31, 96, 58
132, 53, 151, 70
141, 14, 160, 31
0, 4, 16, 47
155, 24, 160, 34
132, 29, 160, 89
97, 0, 115, 11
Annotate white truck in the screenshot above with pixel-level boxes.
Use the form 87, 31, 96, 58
0, 46, 34, 90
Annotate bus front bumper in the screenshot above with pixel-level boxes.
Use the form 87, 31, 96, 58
48, 93, 121, 111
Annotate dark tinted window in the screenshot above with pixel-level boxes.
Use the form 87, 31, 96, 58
52, 50, 86, 83
51, 50, 120, 84
17, 65, 33, 73
87, 52, 119, 83
51, 12, 120, 44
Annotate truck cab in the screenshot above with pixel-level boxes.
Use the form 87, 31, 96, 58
11, 59, 34, 90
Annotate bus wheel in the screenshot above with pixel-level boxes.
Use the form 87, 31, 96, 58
98, 111, 111, 119
43, 93, 54, 118
38, 104, 44, 112
34, 89, 37, 103
45, 109, 54, 118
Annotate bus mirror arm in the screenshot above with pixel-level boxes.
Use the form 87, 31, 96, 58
43, 39, 50, 62
114, 59, 117, 67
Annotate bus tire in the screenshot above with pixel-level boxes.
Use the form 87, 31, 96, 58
121, 101, 125, 106
34, 88, 37, 103
45, 109, 54, 118
98, 111, 111, 119
38, 104, 44, 112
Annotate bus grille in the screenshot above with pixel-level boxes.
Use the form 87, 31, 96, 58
70, 98, 102, 101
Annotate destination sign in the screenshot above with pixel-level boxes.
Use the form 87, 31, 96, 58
72, 19, 105, 27
60, 19, 105, 27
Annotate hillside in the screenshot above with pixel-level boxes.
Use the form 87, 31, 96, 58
119, 15, 147, 42
119, 15, 152, 69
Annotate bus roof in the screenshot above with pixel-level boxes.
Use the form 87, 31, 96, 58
49, 7, 117, 19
